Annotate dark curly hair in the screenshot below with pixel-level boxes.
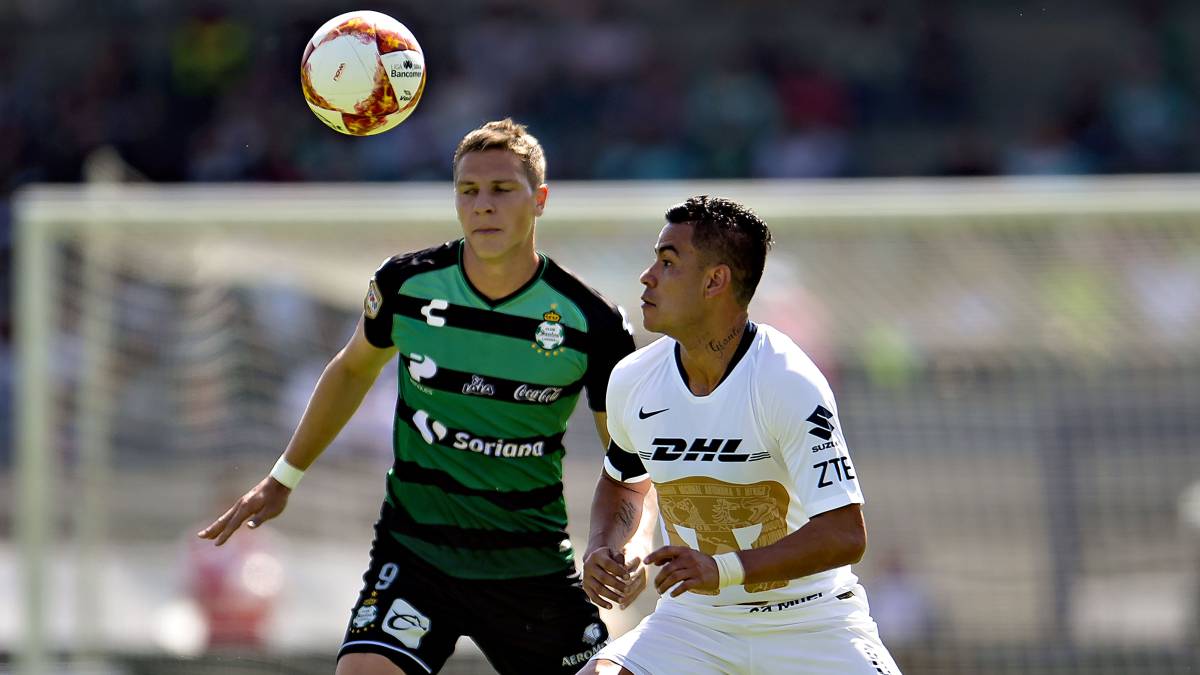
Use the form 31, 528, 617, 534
665, 195, 774, 305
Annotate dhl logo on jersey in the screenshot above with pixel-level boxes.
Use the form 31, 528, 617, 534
643, 437, 772, 463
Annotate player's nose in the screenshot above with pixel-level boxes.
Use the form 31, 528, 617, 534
639, 266, 655, 287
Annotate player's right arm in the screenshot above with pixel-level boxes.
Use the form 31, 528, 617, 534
582, 359, 655, 609
198, 317, 397, 546
583, 469, 653, 609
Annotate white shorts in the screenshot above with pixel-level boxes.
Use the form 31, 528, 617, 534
589, 584, 901, 675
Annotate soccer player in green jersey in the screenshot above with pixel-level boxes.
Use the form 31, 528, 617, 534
199, 119, 637, 675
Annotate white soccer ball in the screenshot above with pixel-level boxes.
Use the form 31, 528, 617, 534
300, 10, 426, 136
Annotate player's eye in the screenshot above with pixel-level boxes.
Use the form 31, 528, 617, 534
461, 187, 478, 195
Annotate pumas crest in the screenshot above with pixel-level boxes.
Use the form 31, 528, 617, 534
533, 305, 566, 355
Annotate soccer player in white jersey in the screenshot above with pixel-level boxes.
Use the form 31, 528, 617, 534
577, 196, 901, 675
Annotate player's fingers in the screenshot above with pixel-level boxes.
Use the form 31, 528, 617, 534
603, 557, 633, 581
645, 546, 686, 566
619, 569, 647, 609
582, 579, 615, 609
586, 565, 629, 591
247, 504, 271, 529
670, 578, 698, 597
214, 502, 254, 546
197, 503, 238, 539
592, 550, 633, 579
653, 565, 689, 595
246, 496, 286, 528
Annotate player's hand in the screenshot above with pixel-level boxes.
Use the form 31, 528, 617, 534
646, 546, 719, 597
582, 547, 647, 610
197, 476, 292, 546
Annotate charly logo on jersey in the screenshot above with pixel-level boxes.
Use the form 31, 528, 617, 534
462, 375, 495, 396
381, 598, 431, 648
420, 298, 449, 327
807, 404, 840, 452
642, 437, 771, 463
533, 305, 566, 355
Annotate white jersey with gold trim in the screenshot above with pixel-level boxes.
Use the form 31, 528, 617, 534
605, 323, 865, 609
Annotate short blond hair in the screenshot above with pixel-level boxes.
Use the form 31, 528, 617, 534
453, 118, 546, 188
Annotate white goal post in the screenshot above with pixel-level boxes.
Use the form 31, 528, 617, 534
13, 176, 1200, 674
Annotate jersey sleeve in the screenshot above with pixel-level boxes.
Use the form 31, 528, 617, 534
762, 361, 864, 520
582, 305, 637, 412
362, 256, 402, 348
603, 441, 649, 484
602, 360, 648, 483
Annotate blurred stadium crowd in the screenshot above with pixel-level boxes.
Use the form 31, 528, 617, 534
0, 0, 1198, 456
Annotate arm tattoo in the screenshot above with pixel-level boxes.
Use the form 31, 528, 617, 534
615, 499, 637, 538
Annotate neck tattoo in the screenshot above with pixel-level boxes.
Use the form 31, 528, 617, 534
709, 324, 743, 354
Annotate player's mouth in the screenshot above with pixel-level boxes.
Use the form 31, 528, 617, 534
640, 295, 655, 308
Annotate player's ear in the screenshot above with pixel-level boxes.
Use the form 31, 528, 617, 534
534, 184, 548, 216
704, 264, 733, 299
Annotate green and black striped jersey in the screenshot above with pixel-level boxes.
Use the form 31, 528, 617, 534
362, 239, 636, 579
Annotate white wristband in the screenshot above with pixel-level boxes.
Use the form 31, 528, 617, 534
270, 456, 305, 490
713, 551, 745, 588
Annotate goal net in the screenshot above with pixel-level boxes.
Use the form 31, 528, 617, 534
10, 177, 1200, 674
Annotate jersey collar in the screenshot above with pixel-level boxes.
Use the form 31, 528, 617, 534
456, 238, 548, 308
674, 321, 758, 396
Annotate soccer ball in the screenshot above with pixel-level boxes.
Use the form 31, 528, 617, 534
300, 10, 426, 136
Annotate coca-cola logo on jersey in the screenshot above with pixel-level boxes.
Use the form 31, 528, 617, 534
513, 384, 563, 404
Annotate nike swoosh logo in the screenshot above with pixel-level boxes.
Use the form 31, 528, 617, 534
638, 407, 669, 419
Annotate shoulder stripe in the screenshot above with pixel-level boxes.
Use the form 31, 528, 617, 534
399, 354, 583, 404
377, 242, 460, 289
540, 258, 625, 332
394, 294, 591, 351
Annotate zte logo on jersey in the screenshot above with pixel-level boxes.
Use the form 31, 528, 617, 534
814, 457, 856, 487
649, 437, 769, 463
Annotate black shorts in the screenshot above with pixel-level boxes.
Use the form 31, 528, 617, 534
338, 518, 608, 674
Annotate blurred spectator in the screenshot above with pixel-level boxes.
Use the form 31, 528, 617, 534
183, 472, 284, 649
1105, 48, 1192, 173
934, 127, 1000, 176
1002, 120, 1091, 176
868, 547, 939, 647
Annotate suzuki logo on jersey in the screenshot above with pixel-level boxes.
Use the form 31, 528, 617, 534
806, 405, 836, 440
649, 437, 766, 463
